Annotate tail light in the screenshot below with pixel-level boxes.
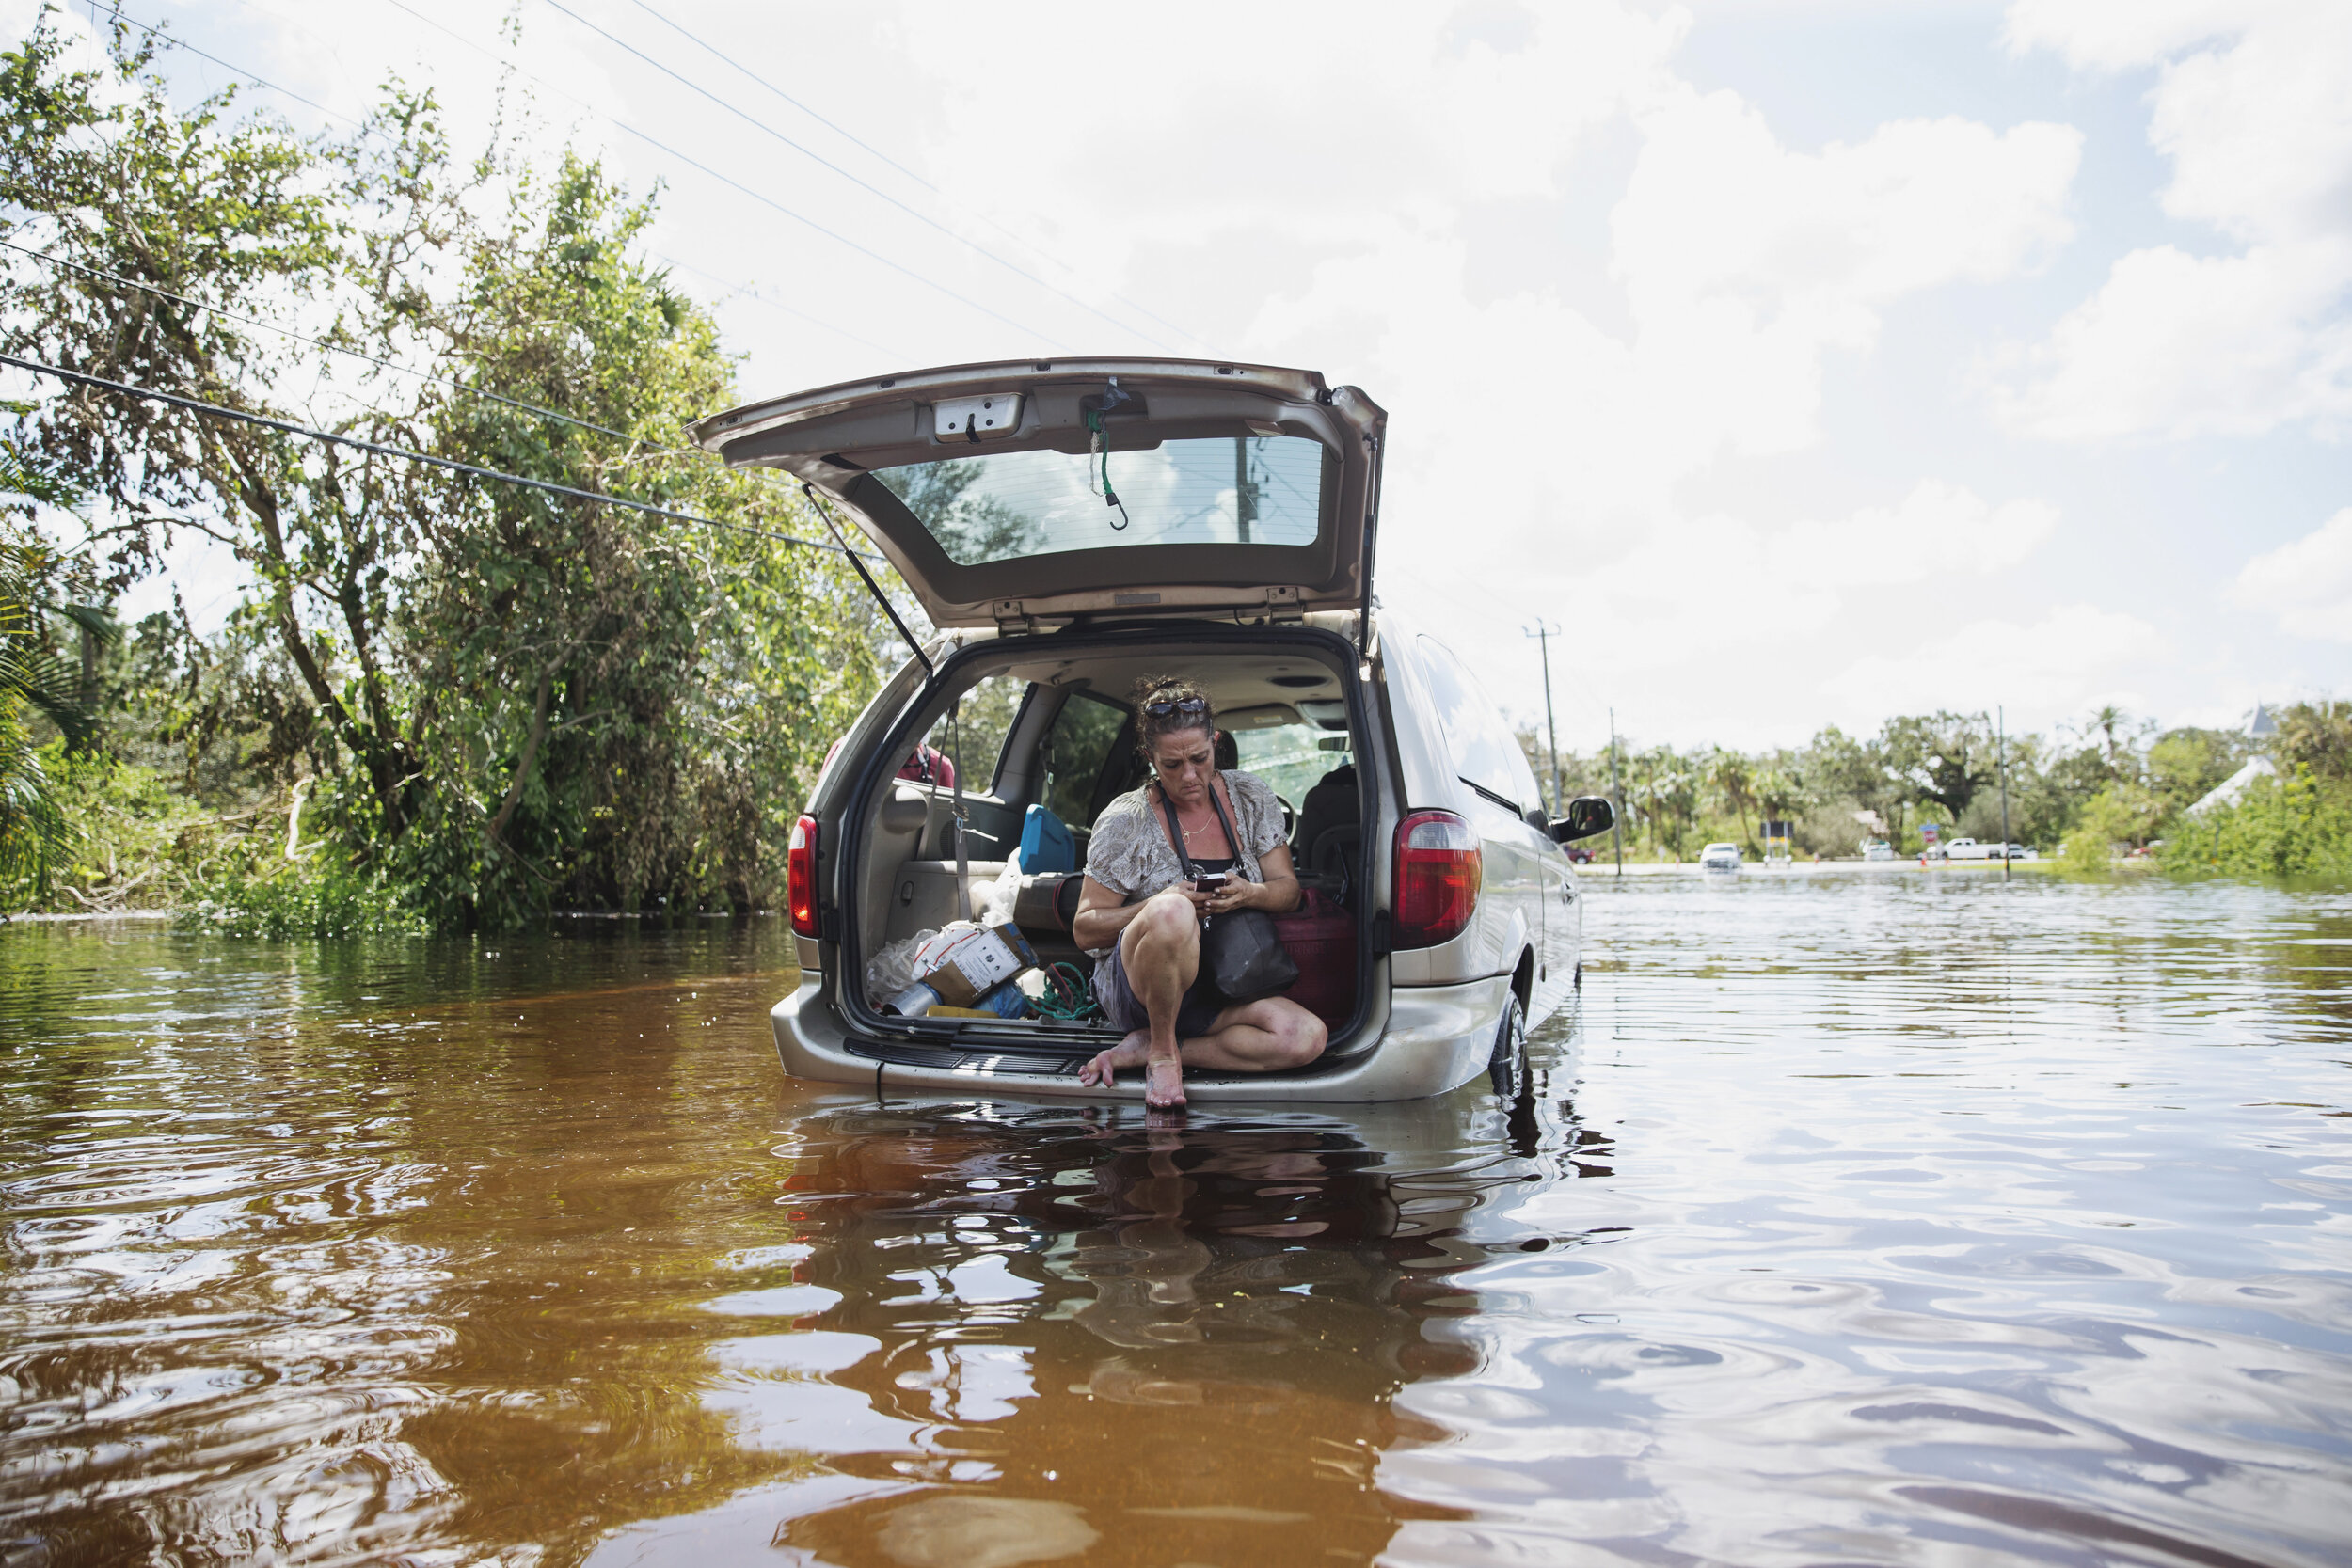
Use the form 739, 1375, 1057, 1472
1392, 809, 1481, 948
787, 815, 820, 938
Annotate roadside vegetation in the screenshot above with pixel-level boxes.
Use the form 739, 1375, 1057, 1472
0, 18, 893, 930
1518, 702, 2349, 881
2157, 702, 2352, 882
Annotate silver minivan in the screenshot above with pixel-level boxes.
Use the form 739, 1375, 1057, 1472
691, 358, 1614, 1102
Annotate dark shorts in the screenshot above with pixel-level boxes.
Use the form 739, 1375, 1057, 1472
1093, 935, 1230, 1038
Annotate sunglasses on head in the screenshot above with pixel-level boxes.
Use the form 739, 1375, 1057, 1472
1143, 696, 1209, 718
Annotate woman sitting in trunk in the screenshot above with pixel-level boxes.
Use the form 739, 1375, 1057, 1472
1073, 677, 1327, 1108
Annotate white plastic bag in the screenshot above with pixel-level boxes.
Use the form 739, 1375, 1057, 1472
977, 856, 1025, 928
864, 927, 939, 1009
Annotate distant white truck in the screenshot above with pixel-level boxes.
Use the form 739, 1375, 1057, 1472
1944, 838, 1996, 861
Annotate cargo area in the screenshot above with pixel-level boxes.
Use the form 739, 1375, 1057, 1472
836, 634, 1375, 1069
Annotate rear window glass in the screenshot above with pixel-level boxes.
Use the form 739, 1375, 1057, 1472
1416, 636, 1540, 811
1232, 721, 1347, 807
873, 435, 1328, 565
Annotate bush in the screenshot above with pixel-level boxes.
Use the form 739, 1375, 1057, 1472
2160, 768, 2352, 882
177, 846, 425, 938
25, 747, 203, 911
2058, 785, 2160, 876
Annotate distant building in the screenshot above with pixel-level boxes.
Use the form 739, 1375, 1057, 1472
2189, 757, 2274, 816
2188, 704, 2282, 816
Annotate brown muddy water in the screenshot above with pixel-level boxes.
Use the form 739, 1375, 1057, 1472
2, 874, 2348, 1567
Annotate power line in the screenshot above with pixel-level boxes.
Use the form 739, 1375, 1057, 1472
5, 210, 930, 586
622, 0, 1216, 354
644, 246, 912, 363
628, 0, 937, 200
0, 350, 866, 559
538, 0, 1171, 352
84, 4, 914, 371
93, 6, 351, 126
0, 235, 649, 445
370, 0, 1065, 349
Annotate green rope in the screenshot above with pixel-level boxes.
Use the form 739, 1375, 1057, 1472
1027, 961, 1102, 1022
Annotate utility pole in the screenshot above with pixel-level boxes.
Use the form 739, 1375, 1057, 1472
1523, 622, 1562, 816
1998, 705, 2011, 884
1609, 706, 1625, 879
1232, 436, 1256, 546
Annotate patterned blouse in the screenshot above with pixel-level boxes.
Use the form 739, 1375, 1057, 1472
1081, 771, 1290, 953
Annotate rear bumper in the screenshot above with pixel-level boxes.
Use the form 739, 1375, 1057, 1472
771, 974, 1507, 1103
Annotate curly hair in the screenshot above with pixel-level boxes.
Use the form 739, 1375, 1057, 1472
1131, 674, 1216, 766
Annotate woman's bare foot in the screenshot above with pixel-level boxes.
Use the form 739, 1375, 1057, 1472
1079, 1030, 1151, 1088
1144, 1055, 1186, 1109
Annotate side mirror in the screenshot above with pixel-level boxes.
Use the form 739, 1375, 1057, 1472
1549, 795, 1614, 845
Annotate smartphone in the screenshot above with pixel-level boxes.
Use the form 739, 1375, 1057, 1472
1194, 871, 1229, 893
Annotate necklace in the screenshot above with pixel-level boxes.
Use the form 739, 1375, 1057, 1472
1160, 784, 1227, 847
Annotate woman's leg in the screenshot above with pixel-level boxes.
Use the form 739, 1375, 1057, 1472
1184, 996, 1327, 1073
1080, 990, 1328, 1098
1078, 890, 1200, 1106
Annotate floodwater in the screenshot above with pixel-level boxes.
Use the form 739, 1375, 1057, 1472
1, 875, 2348, 1567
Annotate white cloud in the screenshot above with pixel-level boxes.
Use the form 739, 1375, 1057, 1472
1992, 241, 2352, 438
1601, 97, 2079, 467
1999, 0, 2352, 440
1791, 481, 2059, 587
1390, 480, 2063, 729
2233, 507, 2352, 641
2002, 0, 2250, 73
1823, 604, 2166, 721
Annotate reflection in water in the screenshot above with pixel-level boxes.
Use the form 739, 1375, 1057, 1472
0, 876, 2347, 1565
740, 1099, 1524, 1566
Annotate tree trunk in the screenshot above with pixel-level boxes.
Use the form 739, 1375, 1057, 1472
487, 668, 555, 848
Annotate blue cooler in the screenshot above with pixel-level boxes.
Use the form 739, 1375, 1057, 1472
1018, 804, 1077, 874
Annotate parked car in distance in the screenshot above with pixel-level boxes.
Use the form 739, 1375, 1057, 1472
691, 356, 1616, 1103
1861, 839, 1894, 862
2007, 844, 2039, 861
1699, 842, 1742, 872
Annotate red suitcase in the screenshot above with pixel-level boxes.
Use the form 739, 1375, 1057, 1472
1274, 888, 1358, 1025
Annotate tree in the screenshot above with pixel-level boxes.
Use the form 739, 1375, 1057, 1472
1880, 711, 1996, 825
1706, 747, 1756, 847
2273, 700, 2351, 784
1, 21, 889, 925
2146, 727, 2246, 814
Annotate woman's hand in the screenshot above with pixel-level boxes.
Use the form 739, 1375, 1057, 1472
1177, 880, 1222, 912
1200, 877, 1289, 916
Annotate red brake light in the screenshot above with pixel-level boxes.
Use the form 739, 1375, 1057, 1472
787, 815, 819, 938
1392, 809, 1480, 949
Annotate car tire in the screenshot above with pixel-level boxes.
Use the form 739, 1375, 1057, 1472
1487, 990, 1528, 1098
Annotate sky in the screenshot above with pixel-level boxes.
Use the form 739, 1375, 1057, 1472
7, 0, 2348, 754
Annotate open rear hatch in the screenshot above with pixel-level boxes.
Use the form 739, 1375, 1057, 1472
689, 359, 1384, 632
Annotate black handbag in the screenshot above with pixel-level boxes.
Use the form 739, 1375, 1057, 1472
1157, 780, 1300, 1003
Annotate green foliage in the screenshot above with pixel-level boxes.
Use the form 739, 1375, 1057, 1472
0, 24, 893, 929
1881, 711, 1998, 822
179, 843, 426, 938
2274, 700, 2352, 784
27, 745, 201, 911
2159, 704, 2352, 883
2058, 785, 2160, 876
